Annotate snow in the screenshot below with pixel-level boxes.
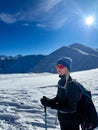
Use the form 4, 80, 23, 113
0, 69, 98, 130
72, 48, 89, 55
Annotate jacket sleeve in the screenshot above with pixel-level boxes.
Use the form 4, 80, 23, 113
50, 96, 58, 104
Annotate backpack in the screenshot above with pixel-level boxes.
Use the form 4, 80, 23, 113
75, 81, 98, 130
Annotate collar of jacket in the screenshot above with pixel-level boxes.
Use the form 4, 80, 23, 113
59, 75, 72, 82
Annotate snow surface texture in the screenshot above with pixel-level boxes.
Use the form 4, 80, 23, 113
0, 69, 98, 130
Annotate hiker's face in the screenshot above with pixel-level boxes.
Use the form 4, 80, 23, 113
56, 67, 68, 75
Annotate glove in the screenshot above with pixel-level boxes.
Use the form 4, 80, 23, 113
40, 96, 53, 107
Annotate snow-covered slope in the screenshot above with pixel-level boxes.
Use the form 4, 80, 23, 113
0, 69, 98, 130
69, 43, 98, 56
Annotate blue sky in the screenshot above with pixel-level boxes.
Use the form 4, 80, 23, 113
0, 0, 98, 56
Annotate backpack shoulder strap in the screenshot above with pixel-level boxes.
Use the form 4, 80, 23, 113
73, 80, 91, 99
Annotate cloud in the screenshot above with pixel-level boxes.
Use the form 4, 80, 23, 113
23, 23, 30, 27
0, 0, 72, 29
38, 0, 61, 13
37, 24, 46, 28
0, 13, 17, 24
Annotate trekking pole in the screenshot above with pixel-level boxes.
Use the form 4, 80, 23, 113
55, 111, 58, 125
44, 106, 47, 130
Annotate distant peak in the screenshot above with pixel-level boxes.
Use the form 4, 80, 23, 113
69, 43, 88, 48
59, 45, 69, 49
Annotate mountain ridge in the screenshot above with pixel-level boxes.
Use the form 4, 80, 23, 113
32, 43, 98, 73
0, 43, 98, 73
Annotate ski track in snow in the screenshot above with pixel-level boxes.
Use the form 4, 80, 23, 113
0, 70, 98, 130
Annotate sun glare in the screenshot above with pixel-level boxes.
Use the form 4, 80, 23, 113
85, 16, 94, 25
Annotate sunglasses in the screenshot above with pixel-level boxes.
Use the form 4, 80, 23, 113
56, 64, 65, 69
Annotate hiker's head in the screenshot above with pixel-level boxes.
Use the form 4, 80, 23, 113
56, 57, 72, 75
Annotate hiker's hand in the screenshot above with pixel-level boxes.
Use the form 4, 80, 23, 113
40, 96, 52, 107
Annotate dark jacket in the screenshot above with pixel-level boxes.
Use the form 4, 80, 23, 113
52, 75, 81, 113
51, 75, 82, 130
51, 75, 98, 130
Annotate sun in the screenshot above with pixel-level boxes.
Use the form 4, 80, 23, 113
85, 16, 94, 25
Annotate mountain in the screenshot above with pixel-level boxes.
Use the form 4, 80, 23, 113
32, 43, 98, 73
69, 43, 98, 56
0, 43, 98, 73
0, 55, 46, 73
